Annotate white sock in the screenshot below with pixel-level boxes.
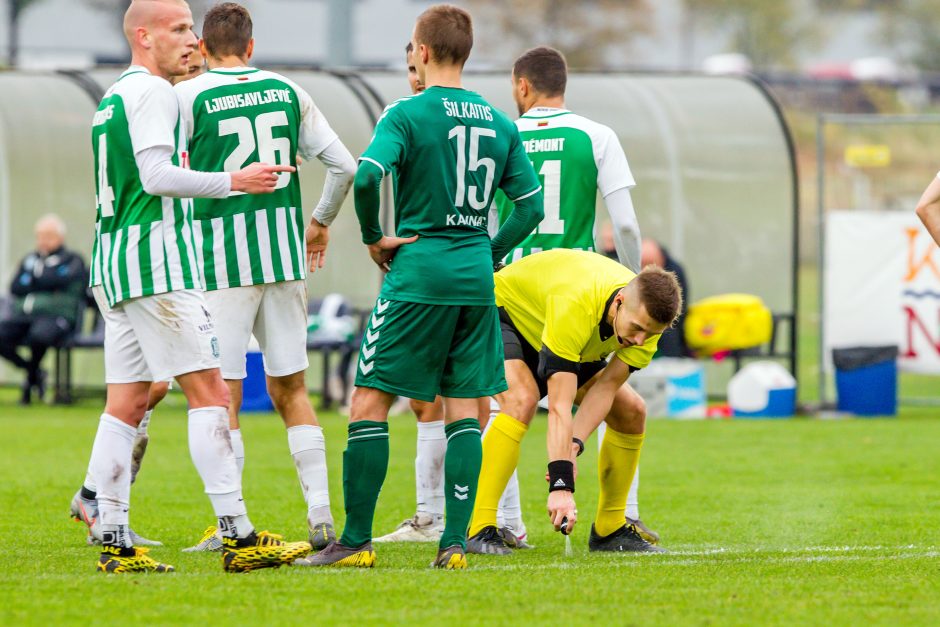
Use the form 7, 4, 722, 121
130, 409, 153, 485
415, 420, 446, 518
496, 470, 524, 534
626, 466, 640, 520
230, 428, 245, 478
188, 406, 251, 537
89, 413, 136, 547
83, 469, 97, 494
287, 425, 332, 524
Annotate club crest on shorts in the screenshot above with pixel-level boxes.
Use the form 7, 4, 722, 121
211, 336, 220, 358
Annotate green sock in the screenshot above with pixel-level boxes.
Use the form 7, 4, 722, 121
339, 420, 389, 548
440, 418, 483, 550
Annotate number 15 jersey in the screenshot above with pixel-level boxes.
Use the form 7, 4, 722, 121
176, 67, 339, 291
361, 86, 540, 306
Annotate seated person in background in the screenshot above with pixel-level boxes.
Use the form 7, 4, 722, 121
0, 214, 87, 404
640, 238, 690, 358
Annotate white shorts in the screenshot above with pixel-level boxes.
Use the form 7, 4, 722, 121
93, 286, 221, 384
203, 280, 309, 380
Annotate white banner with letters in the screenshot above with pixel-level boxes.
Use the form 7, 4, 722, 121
824, 210, 940, 374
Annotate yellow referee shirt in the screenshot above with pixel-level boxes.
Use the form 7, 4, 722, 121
494, 249, 660, 370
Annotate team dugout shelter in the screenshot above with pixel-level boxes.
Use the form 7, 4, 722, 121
0, 69, 797, 394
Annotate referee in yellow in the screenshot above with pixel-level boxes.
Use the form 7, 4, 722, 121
467, 249, 681, 553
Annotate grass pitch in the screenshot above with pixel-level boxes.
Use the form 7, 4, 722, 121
1, 393, 938, 625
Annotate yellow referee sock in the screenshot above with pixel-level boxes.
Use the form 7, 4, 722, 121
595, 427, 645, 537
468, 412, 528, 537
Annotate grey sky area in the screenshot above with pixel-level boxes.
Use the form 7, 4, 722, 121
0, 0, 898, 71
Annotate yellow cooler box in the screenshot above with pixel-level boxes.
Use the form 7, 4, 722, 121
684, 294, 772, 356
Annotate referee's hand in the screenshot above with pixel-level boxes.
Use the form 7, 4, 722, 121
367, 235, 418, 272
548, 490, 577, 534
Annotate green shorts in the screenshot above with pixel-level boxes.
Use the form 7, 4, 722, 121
354, 298, 506, 402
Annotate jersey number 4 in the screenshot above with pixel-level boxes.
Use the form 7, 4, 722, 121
220, 112, 292, 195
96, 134, 115, 218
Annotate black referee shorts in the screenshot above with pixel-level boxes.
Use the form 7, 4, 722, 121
498, 307, 606, 399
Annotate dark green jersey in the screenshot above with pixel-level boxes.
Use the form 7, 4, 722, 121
361, 86, 540, 305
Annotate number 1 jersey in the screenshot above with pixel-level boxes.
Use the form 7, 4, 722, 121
496, 108, 636, 263
361, 86, 540, 306
175, 67, 339, 290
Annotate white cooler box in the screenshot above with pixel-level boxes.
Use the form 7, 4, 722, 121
629, 358, 706, 419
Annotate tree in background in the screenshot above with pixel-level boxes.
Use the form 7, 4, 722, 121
682, 0, 820, 69
6, 0, 44, 67
466, 0, 654, 70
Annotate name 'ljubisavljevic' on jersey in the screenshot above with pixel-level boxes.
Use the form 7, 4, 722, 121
204, 88, 293, 114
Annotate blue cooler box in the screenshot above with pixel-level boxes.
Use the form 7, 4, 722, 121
241, 351, 274, 412
832, 345, 898, 417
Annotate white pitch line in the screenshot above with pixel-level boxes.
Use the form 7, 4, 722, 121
288, 547, 939, 576
665, 544, 929, 556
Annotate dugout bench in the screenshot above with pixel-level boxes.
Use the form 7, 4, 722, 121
36, 294, 367, 409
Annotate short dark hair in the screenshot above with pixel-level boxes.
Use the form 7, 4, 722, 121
513, 46, 567, 97
414, 4, 473, 67
634, 266, 683, 326
202, 2, 252, 58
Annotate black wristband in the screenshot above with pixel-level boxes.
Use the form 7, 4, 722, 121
572, 437, 585, 457
547, 460, 575, 493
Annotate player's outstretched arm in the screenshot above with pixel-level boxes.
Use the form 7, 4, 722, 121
545, 370, 578, 534
915, 175, 940, 246
491, 189, 544, 262
136, 145, 294, 199
230, 163, 297, 195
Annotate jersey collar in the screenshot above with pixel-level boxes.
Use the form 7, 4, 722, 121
598, 289, 619, 341
118, 65, 151, 81
208, 66, 260, 75
521, 107, 571, 120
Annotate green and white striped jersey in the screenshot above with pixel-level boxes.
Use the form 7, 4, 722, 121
90, 66, 201, 307
175, 67, 339, 290
496, 107, 635, 263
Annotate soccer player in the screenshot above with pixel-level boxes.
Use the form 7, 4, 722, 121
174, 2, 356, 551
481, 45, 658, 550
295, 4, 543, 570
373, 41, 449, 543
468, 249, 680, 553
69, 24, 205, 551
83, 0, 309, 573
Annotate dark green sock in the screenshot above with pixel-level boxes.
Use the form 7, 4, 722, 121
440, 418, 483, 550
339, 420, 389, 548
